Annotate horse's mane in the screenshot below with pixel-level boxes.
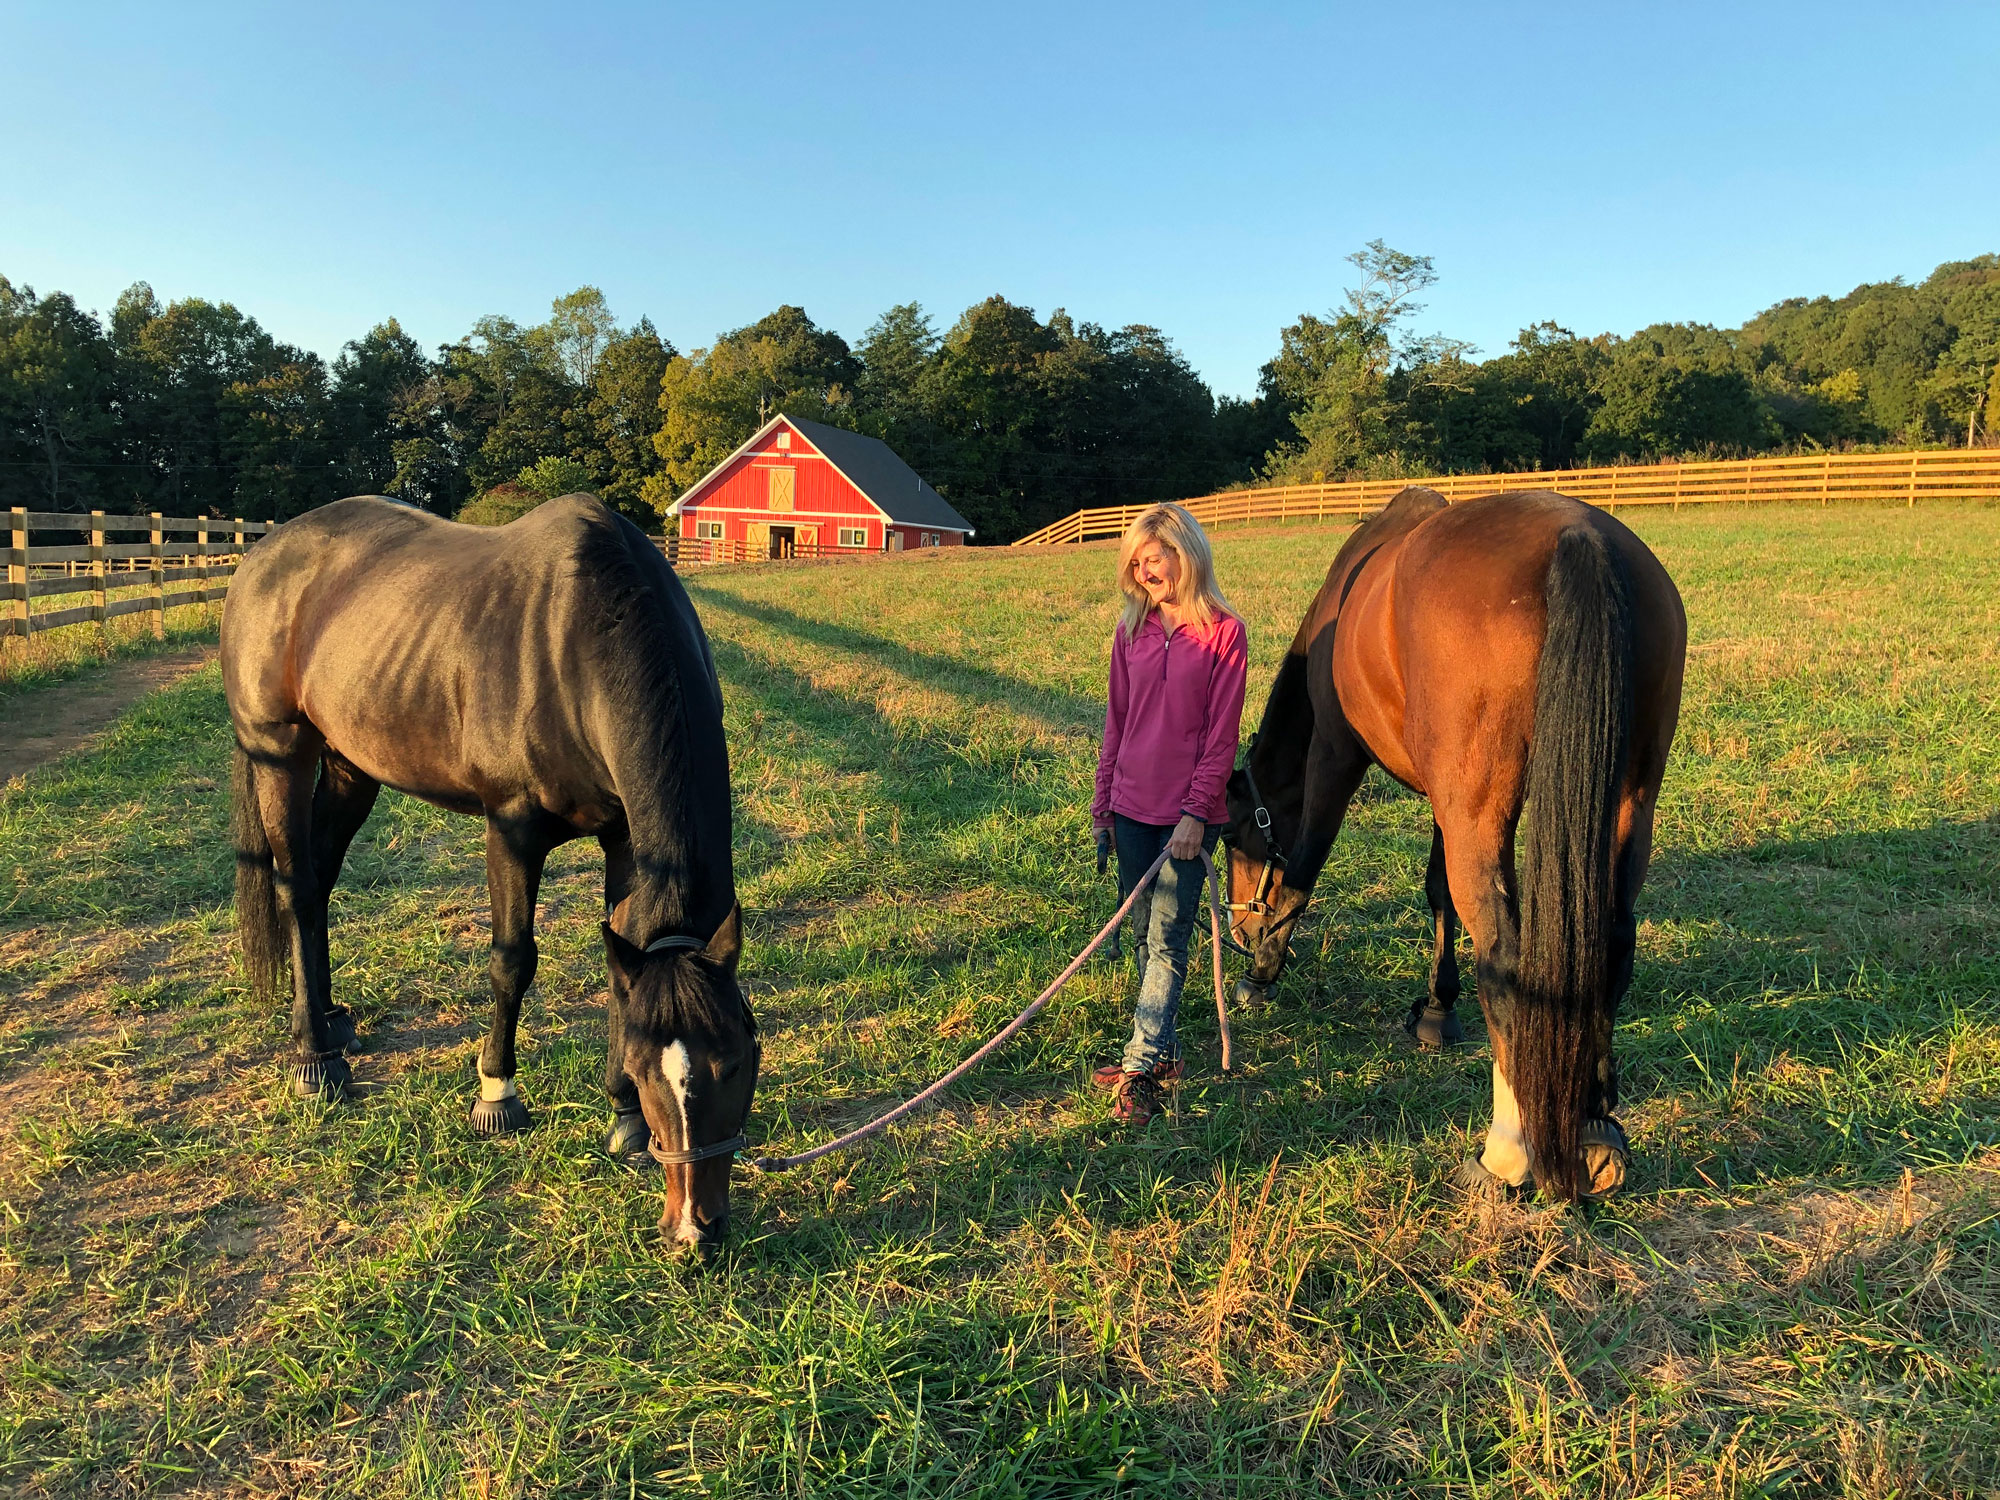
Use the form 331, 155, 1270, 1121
571, 510, 688, 729
568, 508, 704, 926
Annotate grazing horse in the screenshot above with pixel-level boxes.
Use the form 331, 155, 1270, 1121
222, 494, 758, 1246
1223, 488, 1685, 1201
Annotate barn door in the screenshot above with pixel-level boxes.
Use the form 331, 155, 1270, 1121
767, 468, 795, 512
797, 525, 818, 557
888, 530, 904, 552
745, 522, 767, 560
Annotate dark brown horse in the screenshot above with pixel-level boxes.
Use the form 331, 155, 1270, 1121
1223, 488, 1685, 1201
222, 494, 758, 1247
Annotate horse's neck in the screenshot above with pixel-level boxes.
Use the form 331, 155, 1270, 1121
611, 762, 733, 947
1251, 651, 1321, 869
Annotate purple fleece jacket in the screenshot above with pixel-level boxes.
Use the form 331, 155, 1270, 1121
1092, 609, 1248, 830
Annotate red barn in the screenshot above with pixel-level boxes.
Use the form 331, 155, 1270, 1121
667, 414, 974, 560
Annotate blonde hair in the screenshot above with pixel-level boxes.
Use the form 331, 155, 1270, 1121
1116, 503, 1238, 637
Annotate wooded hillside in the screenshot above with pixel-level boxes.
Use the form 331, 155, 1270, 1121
4, 252, 1996, 541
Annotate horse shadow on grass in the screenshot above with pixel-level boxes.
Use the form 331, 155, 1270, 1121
687, 586, 1108, 740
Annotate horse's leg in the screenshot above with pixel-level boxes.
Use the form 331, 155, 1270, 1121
598, 831, 649, 1159
471, 817, 548, 1136
306, 752, 381, 1056
252, 736, 350, 1098
1405, 821, 1467, 1050
1570, 789, 1659, 1196
1433, 813, 1532, 1191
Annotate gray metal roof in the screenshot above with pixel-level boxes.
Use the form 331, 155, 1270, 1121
787, 416, 975, 534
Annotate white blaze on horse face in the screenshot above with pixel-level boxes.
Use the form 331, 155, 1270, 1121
479, 1072, 517, 1103
662, 1040, 700, 1243
1481, 1061, 1533, 1188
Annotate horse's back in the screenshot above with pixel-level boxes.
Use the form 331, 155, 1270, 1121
1332, 489, 1684, 797
222, 493, 702, 813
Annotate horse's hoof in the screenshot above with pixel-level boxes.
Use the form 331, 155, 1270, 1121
604, 1108, 651, 1161
323, 1006, 358, 1056
1404, 1002, 1465, 1052
1233, 977, 1271, 1013
1452, 1155, 1507, 1196
292, 1053, 352, 1101
1454, 1154, 1533, 1198
470, 1094, 532, 1136
1579, 1117, 1630, 1201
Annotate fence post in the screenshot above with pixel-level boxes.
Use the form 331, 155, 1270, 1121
233, 517, 245, 580
196, 518, 209, 604
1821, 454, 1830, 506
1907, 453, 1918, 507
7, 508, 26, 644
148, 512, 165, 638
90, 510, 107, 632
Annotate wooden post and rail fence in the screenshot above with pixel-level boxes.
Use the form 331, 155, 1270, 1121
1011, 447, 2000, 546
9, 449, 1996, 646
2, 512, 875, 648
4, 509, 275, 645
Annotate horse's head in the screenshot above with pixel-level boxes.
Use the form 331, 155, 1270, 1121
602, 907, 759, 1252
1222, 766, 1307, 987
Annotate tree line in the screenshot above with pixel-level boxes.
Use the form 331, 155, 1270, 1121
5, 249, 1997, 541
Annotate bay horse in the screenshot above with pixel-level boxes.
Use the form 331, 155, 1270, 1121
1223, 488, 1685, 1201
222, 494, 758, 1247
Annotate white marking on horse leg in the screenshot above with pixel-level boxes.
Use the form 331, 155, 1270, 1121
1480, 1061, 1533, 1187
479, 1072, 518, 1103
662, 1040, 699, 1243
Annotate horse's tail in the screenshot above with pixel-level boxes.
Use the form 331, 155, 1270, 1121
1512, 524, 1634, 1202
231, 741, 287, 1002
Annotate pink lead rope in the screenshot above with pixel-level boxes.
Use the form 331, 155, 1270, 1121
742, 844, 1235, 1174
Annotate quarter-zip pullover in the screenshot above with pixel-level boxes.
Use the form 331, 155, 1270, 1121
1092, 609, 1248, 829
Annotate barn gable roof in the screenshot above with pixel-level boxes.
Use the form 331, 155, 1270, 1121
668, 414, 975, 536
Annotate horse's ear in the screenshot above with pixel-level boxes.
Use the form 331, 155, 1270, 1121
602, 922, 645, 989
703, 904, 742, 977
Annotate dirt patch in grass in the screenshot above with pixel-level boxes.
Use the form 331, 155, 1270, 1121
0, 645, 215, 789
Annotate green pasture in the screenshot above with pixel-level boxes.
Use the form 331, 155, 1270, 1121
2, 504, 1997, 1497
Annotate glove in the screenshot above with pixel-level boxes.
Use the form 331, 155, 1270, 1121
1095, 828, 1111, 876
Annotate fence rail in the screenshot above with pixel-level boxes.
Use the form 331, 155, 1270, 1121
1012, 448, 2000, 546
5, 509, 275, 641
660, 535, 848, 567
5, 510, 861, 644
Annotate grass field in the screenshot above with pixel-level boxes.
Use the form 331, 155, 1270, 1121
2, 503, 1997, 1497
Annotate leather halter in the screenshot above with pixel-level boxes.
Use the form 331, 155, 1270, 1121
644, 934, 705, 955
647, 1131, 747, 1167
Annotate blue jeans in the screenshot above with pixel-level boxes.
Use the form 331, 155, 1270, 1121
1113, 813, 1220, 1075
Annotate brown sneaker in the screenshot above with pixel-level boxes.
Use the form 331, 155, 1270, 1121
1111, 1072, 1164, 1125
1092, 1057, 1184, 1092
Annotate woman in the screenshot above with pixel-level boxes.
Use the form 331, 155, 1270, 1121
1091, 503, 1248, 1124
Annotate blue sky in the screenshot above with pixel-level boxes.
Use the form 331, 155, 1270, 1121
5, 2, 1997, 398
